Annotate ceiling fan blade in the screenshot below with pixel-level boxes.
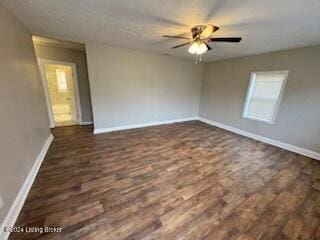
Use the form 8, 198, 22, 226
163, 35, 190, 40
171, 42, 190, 49
211, 25, 220, 33
205, 43, 212, 51
209, 37, 242, 43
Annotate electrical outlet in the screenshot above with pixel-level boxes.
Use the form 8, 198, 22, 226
154, 114, 158, 119
0, 195, 3, 209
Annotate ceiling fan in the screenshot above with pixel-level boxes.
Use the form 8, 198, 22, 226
163, 24, 241, 62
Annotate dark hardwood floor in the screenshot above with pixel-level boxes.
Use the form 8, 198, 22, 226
10, 121, 320, 240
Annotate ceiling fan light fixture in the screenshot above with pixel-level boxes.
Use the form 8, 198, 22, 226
188, 41, 208, 55
164, 24, 241, 63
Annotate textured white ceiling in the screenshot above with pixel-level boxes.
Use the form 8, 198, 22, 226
2, 0, 320, 61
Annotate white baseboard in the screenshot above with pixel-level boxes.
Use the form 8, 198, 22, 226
198, 117, 320, 161
94, 117, 198, 134
0, 134, 54, 240
80, 121, 93, 125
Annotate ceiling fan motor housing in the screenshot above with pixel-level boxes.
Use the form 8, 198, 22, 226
191, 25, 208, 39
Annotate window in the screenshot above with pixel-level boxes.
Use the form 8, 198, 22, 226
242, 71, 288, 124
56, 69, 68, 92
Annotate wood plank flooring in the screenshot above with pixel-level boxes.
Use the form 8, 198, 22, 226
9, 121, 320, 240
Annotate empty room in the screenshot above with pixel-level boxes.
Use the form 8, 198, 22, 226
1, 1, 320, 239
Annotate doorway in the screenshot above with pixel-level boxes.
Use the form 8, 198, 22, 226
39, 59, 82, 128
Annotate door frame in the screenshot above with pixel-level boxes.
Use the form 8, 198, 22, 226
38, 58, 82, 128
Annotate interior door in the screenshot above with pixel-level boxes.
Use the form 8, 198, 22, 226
64, 67, 78, 122
44, 63, 78, 125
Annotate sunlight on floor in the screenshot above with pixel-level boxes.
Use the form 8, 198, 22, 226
54, 114, 72, 122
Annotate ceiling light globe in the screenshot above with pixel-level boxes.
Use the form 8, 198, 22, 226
188, 42, 198, 54
188, 42, 208, 55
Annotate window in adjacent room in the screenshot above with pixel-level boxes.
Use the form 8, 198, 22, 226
242, 71, 289, 124
56, 69, 68, 92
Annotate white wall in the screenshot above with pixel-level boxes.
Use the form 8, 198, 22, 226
0, 2, 50, 226
200, 46, 320, 153
86, 43, 203, 130
86, 43, 320, 156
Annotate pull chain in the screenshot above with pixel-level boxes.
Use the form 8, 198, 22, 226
194, 54, 203, 64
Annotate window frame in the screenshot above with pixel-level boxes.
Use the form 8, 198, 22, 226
242, 70, 289, 124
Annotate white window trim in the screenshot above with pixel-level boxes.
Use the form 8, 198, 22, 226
242, 70, 289, 124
